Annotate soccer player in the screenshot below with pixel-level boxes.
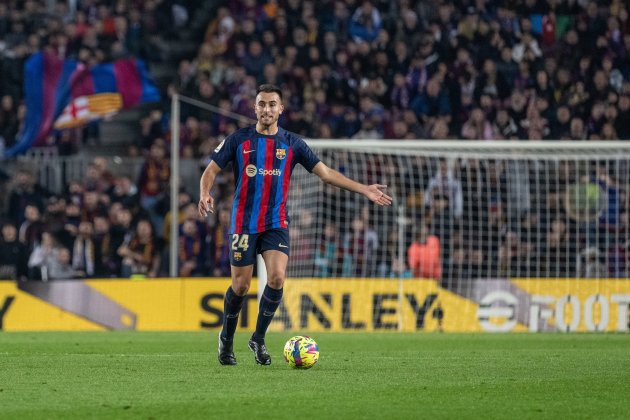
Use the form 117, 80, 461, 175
198, 84, 392, 365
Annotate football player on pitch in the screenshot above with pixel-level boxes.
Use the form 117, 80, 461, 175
199, 84, 392, 365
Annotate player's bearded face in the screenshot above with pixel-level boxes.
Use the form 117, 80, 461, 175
255, 92, 283, 126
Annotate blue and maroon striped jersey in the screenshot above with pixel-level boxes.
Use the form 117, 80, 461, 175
211, 126, 321, 234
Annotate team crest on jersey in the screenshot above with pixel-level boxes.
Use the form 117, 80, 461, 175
276, 148, 286, 160
234, 252, 242, 261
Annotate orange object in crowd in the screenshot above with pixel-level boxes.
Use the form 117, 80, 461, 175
407, 235, 441, 280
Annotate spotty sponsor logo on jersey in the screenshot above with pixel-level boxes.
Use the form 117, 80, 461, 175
258, 168, 282, 176
245, 164, 282, 177
246, 164, 257, 177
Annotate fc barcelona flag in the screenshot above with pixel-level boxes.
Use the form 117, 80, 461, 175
4, 51, 160, 157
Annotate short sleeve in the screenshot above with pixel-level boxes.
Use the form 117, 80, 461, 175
294, 138, 321, 173
210, 134, 237, 169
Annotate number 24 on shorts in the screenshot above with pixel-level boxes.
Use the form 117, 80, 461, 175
231, 234, 249, 251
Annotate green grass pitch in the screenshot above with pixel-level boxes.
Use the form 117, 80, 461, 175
1, 332, 629, 419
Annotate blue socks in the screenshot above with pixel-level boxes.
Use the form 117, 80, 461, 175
220, 287, 245, 341
252, 285, 283, 343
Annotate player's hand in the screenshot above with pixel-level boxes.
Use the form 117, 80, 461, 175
198, 194, 215, 217
365, 184, 392, 206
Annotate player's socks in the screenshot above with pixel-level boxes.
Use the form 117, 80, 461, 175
251, 285, 283, 343
220, 286, 245, 341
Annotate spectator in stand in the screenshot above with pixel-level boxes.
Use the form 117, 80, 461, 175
407, 222, 441, 280
475, 59, 511, 102
206, 206, 232, 277
569, 117, 587, 140
178, 219, 206, 277
0, 95, 19, 149
138, 110, 166, 152
27, 230, 56, 280
118, 219, 161, 278
377, 230, 408, 278
462, 108, 499, 140
163, 191, 193, 243
137, 141, 170, 237
315, 222, 341, 278
410, 77, 452, 125
47, 247, 84, 280
498, 231, 531, 277
617, 95, 630, 139
43, 196, 66, 240
18, 204, 46, 251
0, 221, 28, 280
348, 0, 382, 42
80, 191, 105, 222
91, 157, 116, 190
7, 170, 46, 225
71, 221, 95, 278
108, 206, 134, 277
92, 214, 114, 278
494, 109, 519, 139
342, 214, 379, 277
83, 163, 108, 193
424, 159, 463, 219
541, 218, 578, 277
578, 246, 609, 278
108, 175, 139, 211
550, 105, 572, 139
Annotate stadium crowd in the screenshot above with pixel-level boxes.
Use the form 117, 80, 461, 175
1, 0, 629, 283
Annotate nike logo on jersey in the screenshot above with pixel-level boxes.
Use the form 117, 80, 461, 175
243, 149, 255, 154
278, 243, 288, 248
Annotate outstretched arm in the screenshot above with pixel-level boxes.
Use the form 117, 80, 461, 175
198, 161, 222, 216
312, 162, 392, 206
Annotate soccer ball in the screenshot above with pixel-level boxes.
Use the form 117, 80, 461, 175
283, 336, 319, 369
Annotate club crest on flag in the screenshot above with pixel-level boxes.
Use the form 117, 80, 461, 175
276, 148, 286, 159
54, 93, 123, 129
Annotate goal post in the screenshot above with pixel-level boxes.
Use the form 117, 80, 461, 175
279, 140, 630, 333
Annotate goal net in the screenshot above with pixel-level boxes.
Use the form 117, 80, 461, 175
274, 141, 630, 333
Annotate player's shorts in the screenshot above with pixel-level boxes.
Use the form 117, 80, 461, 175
229, 228, 290, 267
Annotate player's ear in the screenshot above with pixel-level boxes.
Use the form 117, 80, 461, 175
279, 104, 284, 114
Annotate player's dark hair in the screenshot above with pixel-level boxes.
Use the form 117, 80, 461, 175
256, 84, 283, 100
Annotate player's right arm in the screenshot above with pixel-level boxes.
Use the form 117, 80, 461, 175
198, 160, 222, 217
198, 134, 238, 217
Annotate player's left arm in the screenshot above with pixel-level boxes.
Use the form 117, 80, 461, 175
312, 162, 392, 206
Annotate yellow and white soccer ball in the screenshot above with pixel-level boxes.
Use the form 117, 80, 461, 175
283, 336, 319, 369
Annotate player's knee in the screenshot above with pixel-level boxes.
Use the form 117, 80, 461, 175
232, 275, 251, 296
267, 271, 285, 289
232, 283, 250, 296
